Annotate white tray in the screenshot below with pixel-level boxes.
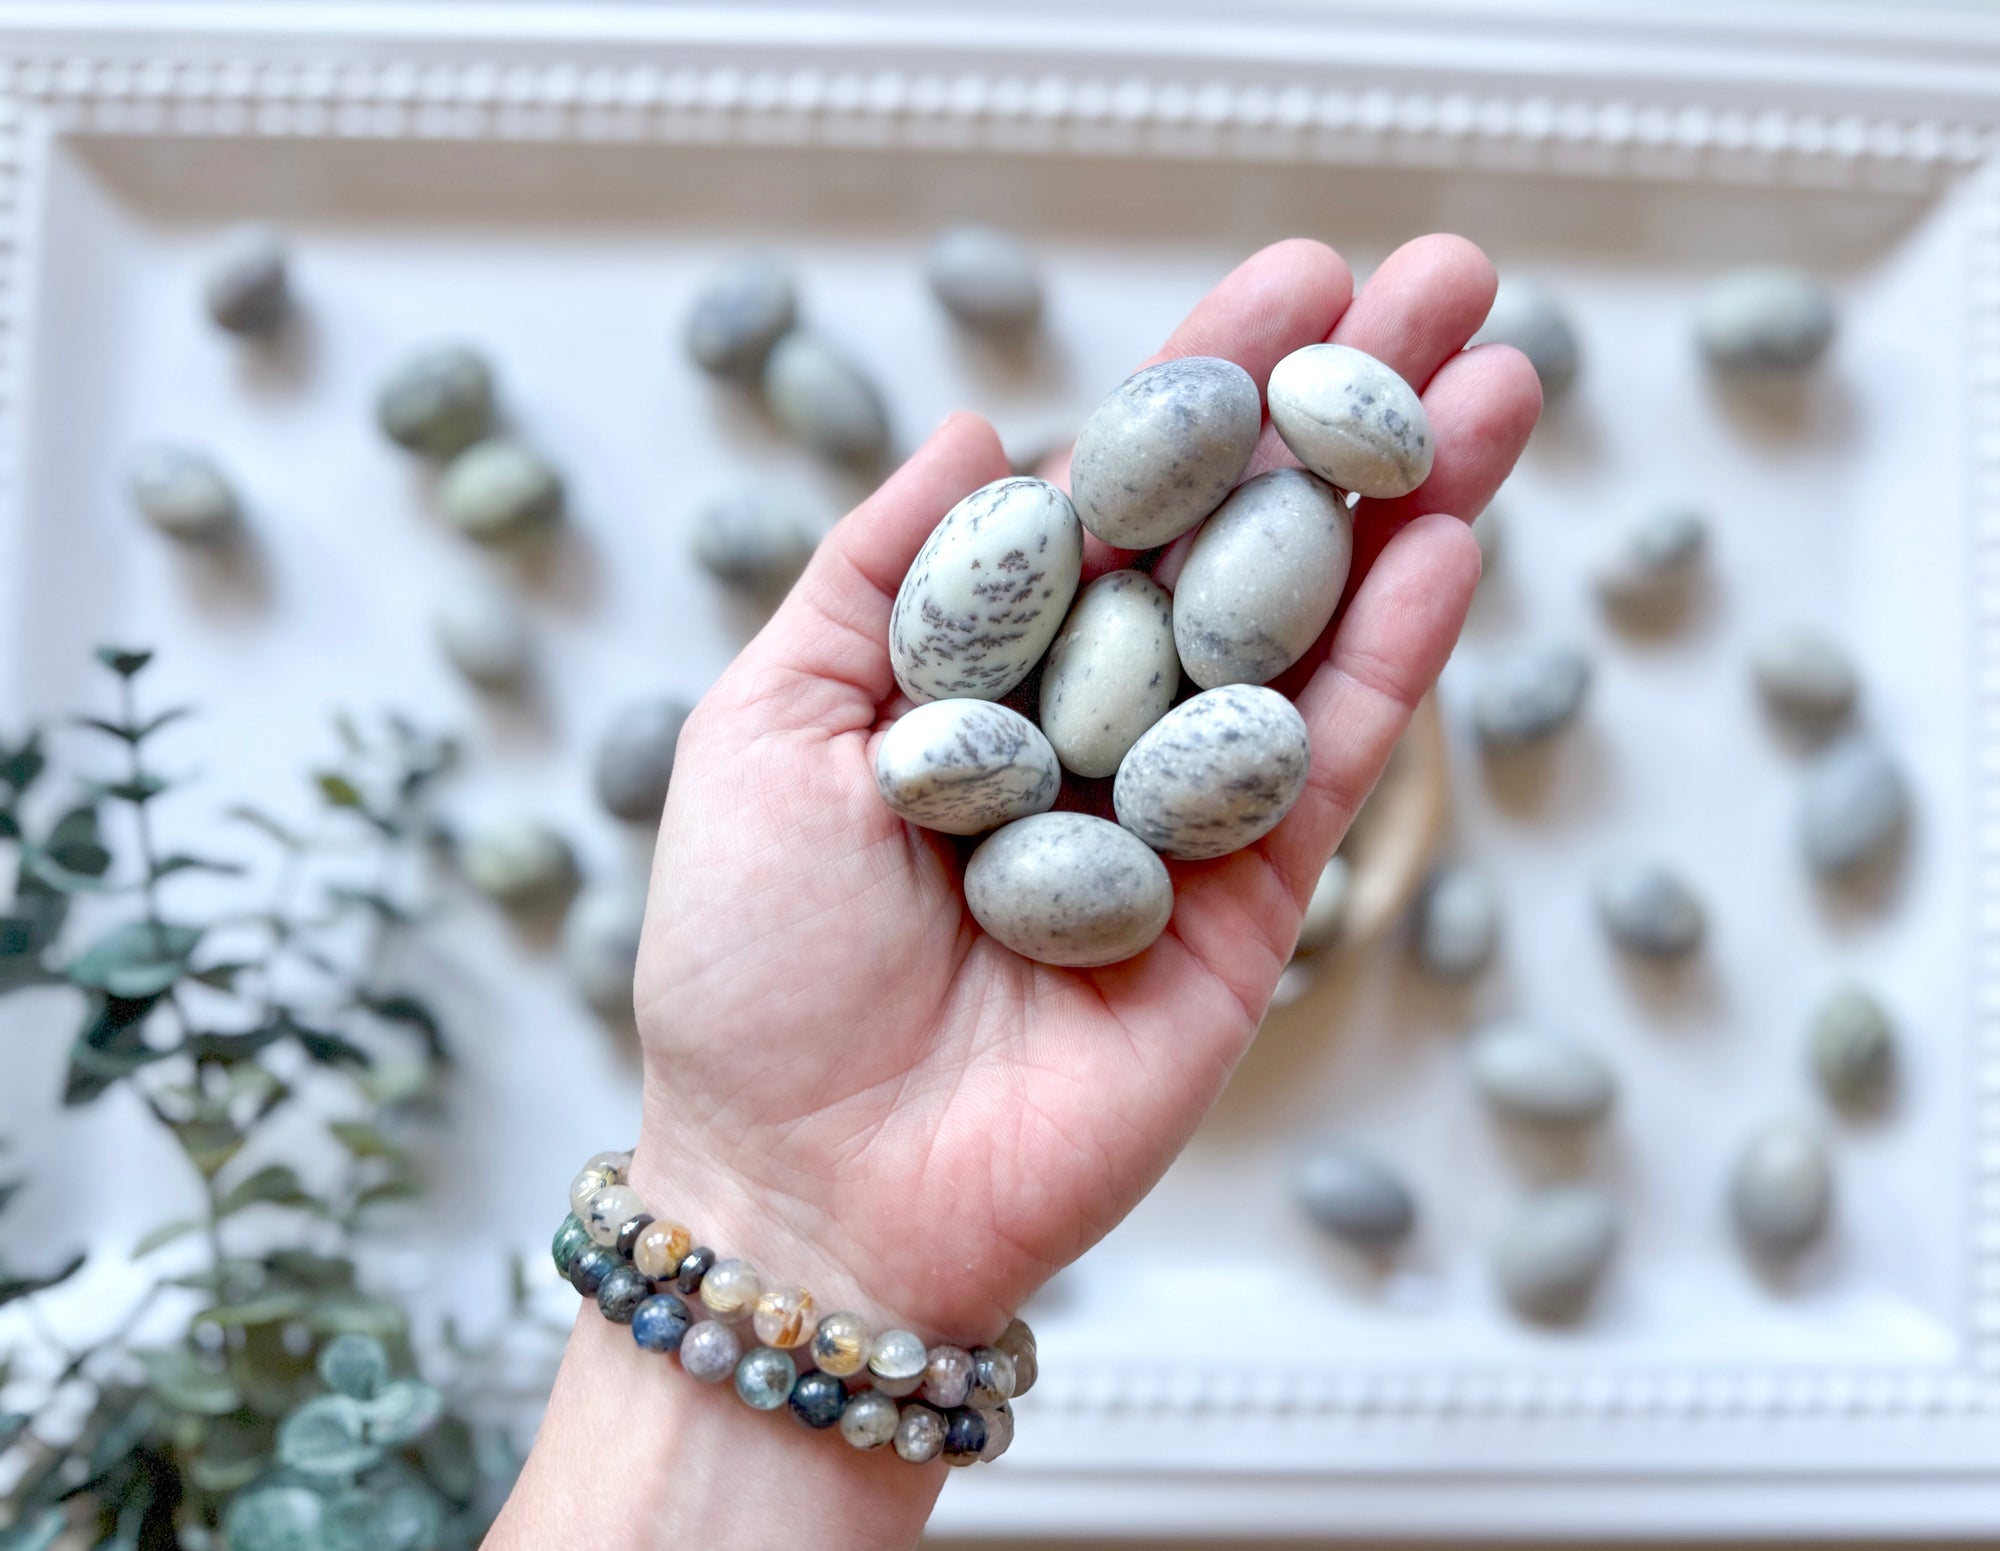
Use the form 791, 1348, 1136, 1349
4, 4, 2000, 1542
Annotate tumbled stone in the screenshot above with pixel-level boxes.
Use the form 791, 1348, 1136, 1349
1267, 343, 1433, 499
1296, 1145, 1416, 1248
1113, 685, 1311, 861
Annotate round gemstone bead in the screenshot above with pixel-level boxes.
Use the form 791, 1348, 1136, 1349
977, 1400, 1014, 1462
615, 1213, 654, 1259
893, 1403, 946, 1464
568, 1244, 620, 1299
838, 1389, 899, 1450
582, 1148, 633, 1180
699, 1258, 763, 1323
550, 1213, 591, 1277
583, 1184, 645, 1247
967, 1347, 1017, 1408
631, 1293, 692, 1354
996, 1325, 1037, 1397
788, 1369, 847, 1430
568, 1165, 616, 1217
595, 1264, 651, 1324
868, 1329, 928, 1397
811, 1312, 870, 1378
922, 1345, 973, 1409
678, 1319, 741, 1384
752, 1284, 815, 1347
734, 1346, 797, 1411
633, 1220, 692, 1280
675, 1246, 716, 1297
942, 1406, 988, 1466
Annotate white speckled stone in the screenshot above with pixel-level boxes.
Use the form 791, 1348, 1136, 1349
1730, 1120, 1832, 1256
1113, 685, 1311, 861
1267, 343, 1433, 500
690, 488, 817, 593
562, 883, 647, 1016
1752, 627, 1858, 727
1412, 862, 1498, 980
1470, 278, 1578, 399
438, 439, 563, 542
1068, 357, 1261, 549
685, 255, 796, 377
1594, 507, 1706, 615
926, 226, 1042, 334
594, 698, 692, 823
1697, 267, 1836, 374
762, 332, 889, 465
1495, 1185, 1618, 1324
1799, 735, 1908, 876
1471, 1021, 1615, 1128
1810, 985, 1895, 1110
203, 222, 289, 336
1172, 468, 1353, 690
1293, 854, 1351, 956
376, 343, 495, 460
1038, 571, 1179, 778
1594, 857, 1704, 958
435, 573, 531, 687
1296, 1146, 1415, 1248
889, 477, 1082, 704
874, 700, 1060, 835
963, 812, 1174, 968
460, 817, 576, 907
127, 444, 240, 543
1472, 644, 1590, 750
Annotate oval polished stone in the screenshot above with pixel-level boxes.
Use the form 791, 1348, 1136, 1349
1068, 356, 1261, 549
1114, 685, 1311, 861
1267, 343, 1434, 499
128, 443, 240, 543
964, 812, 1174, 968
1292, 854, 1352, 956
437, 439, 563, 542
689, 487, 817, 593
1412, 863, 1499, 981
203, 222, 289, 336
1731, 1120, 1833, 1255
1494, 1185, 1618, 1324
561, 884, 646, 1018
1800, 735, 1908, 876
1471, 1021, 1615, 1128
435, 572, 530, 688
1594, 858, 1704, 958
684, 254, 796, 377
1470, 277, 1578, 398
1594, 507, 1706, 616
1697, 266, 1836, 373
874, 700, 1060, 836
1296, 1145, 1416, 1248
1038, 570, 1180, 777
926, 225, 1042, 334
1173, 468, 1353, 690
459, 818, 576, 908
889, 477, 1083, 704
1809, 985, 1896, 1110
1752, 627, 1858, 728
593, 697, 692, 823
376, 343, 494, 459
1472, 644, 1591, 750
762, 332, 889, 465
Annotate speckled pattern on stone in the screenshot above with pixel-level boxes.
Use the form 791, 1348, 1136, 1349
1752, 626, 1858, 726
203, 222, 289, 337
1494, 1184, 1618, 1324
1730, 1120, 1832, 1255
1472, 643, 1591, 749
762, 331, 889, 464
1173, 467, 1352, 689
1038, 570, 1180, 778
1267, 343, 1434, 500
1696, 266, 1836, 374
963, 811, 1174, 967
127, 443, 240, 543
375, 343, 494, 460
1799, 734, 1908, 875
1471, 1020, 1615, 1128
1470, 277, 1578, 398
1068, 356, 1261, 549
925, 225, 1043, 334
1594, 857, 1704, 958
889, 476, 1082, 704
1296, 1146, 1416, 1248
1594, 506, 1706, 614
684, 254, 796, 377
1113, 684, 1311, 861
874, 699, 1060, 835
690, 487, 818, 592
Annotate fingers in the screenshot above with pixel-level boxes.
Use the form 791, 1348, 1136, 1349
1332, 233, 1497, 390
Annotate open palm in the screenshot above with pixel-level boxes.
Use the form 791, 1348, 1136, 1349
627, 235, 1541, 1343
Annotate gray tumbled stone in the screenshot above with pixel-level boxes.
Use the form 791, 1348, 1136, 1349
762, 332, 889, 465
889, 477, 1082, 704
1471, 644, 1590, 750
874, 699, 1060, 836
1799, 735, 1908, 876
690, 488, 817, 593
1730, 1120, 1832, 1256
1594, 506, 1705, 616
964, 812, 1174, 968
1471, 1020, 1615, 1129
1296, 1147, 1415, 1248
1113, 685, 1311, 862
1472, 505, 1501, 576
1809, 985, 1895, 1110
1470, 277, 1579, 399
926, 226, 1042, 334
594, 697, 692, 823
1038, 570, 1179, 778
460, 818, 576, 908
563, 883, 648, 1016
1412, 862, 1499, 981
202, 222, 289, 336
1172, 468, 1354, 690
437, 438, 563, 542
1594, 857, 1704, 958
127, 443, 240, 543
376, 343, 495, 459
1069, 357, 1261, 549
1267, 343, 1433, 500
684, 255, 796, 377
1494, 1185, 1618, 1324
434, 573, 531, 687
1697, 266, 1836, 374
1293, 855, 1352, 956
1751, 627, 1858, 728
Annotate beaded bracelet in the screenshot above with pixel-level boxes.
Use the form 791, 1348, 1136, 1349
551, 1149, 1035, 1467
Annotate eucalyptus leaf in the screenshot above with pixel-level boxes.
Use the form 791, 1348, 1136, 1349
316, 1334, 387, 1401
305, 1295, 406, 1341
170, 1116, 244, 1177
218, 1164, 313, 1217
68, 921, 200, 997
197, 1293, 309, 1329
0, 918, 34, 956
152, 854, 246, 882
133, 1218, 201, 1258
226, 804, 302, 849
275, 1395, 379, 1480
263, 1250, 355, 1292
356, 993, 445, 1061
315, 773, 364, 810
0, 1411, 29, 1450
186, 1412, 272, 1495
189, 960, 256, 991
357, 1378, 441, 1447
0, 1506, 66, 1551
95, 647, 154, 677
289, 1025, 371, 1070
320, 1482, 441, 1551
324, 886, 409, 925
65, 992, 165, 1105
221, 1484, 323, 1551
134, 706, 194, 741
97, 773, 170, 806
138, 1348, 239, 1416
0, 732, 45, 794
0, 1251, 83, 1307
327, 1122, 398, 1160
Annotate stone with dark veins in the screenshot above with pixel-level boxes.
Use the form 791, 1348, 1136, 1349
1113, 684, 1312, 861
874, 699, 1061, 836
1267, 343, 1434, 500
964, 811, 1175, 967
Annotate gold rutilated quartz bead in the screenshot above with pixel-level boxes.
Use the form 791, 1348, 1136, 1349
698, 1258, 762, 1322
994, 1316, 1038, 1397
811, 1311, 870, 1377
633, 1219, 692, 1280
583, 1184, 645, 1247
582, 1149, 633, 1181
568, 1165, 616, 1218
867, 1328, 927, 1398
751, 1284, 815, 1348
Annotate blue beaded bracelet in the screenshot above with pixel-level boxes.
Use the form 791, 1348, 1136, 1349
554, 1150, 1033, 1466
